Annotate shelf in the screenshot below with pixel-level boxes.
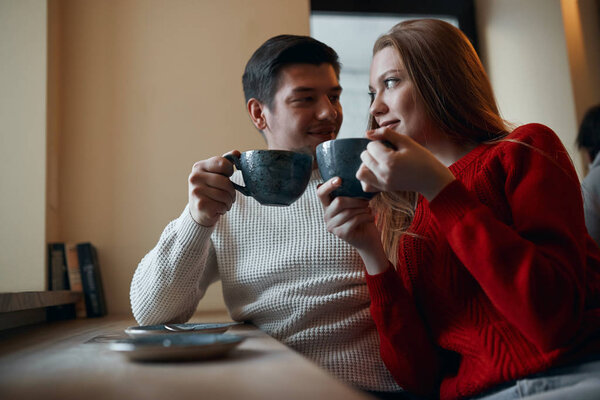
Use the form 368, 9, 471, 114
0, 290, 83, 313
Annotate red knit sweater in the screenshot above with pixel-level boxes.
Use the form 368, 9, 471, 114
366, 124, 600, 399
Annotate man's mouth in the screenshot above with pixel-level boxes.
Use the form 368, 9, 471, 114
307, 125, 338, 136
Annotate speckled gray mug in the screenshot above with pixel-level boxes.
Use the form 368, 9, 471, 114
224, 150, 313, 206
316, 138, 375, 199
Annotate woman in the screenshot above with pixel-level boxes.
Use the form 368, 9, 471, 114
317, 19, 600, 399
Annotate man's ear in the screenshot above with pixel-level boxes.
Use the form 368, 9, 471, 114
247, 98, 268, 131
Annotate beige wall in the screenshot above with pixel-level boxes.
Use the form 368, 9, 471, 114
0, 0, 47, 292
476, 0, 582, 177
561, 0, 600, 127
50, 0, 310, 314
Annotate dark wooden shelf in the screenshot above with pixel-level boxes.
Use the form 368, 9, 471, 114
0, 290, 83, 313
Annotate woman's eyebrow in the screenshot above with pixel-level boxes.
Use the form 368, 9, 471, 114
380, 68, 403, 77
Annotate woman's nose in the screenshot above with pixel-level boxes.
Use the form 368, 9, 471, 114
369, 93, 388, 116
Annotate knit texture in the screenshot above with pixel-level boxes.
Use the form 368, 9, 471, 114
366, 124, 600, 399
130, 169, 401, 392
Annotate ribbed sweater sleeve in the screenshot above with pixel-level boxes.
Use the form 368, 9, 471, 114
366, 266, 440, 397
428, 124, 587, 353
130, 206, 220, 325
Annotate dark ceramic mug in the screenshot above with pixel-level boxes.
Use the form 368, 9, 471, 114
316, 138, 376, 199
224, 150, 313, 206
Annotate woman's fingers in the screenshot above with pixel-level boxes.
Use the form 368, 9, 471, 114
331, 212, 375, 238
367, 126, 410, 145
323, 196, 371, 222
356, 162, 383, 192
317, 177, 342, 207
359, 149, 379, 172
327, 206, 373, 231
322, 196, 374, 244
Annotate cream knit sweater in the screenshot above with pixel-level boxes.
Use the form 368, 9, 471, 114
130, 170, 401, 392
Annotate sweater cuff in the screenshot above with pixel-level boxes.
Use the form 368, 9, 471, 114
365, 264, 403, 305
429, 179, 480, 232
174, 206, 215, 251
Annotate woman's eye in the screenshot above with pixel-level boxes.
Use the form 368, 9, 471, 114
384, 78, 400, 89
368, 92, 375, 104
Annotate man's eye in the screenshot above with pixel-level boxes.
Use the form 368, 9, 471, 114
384, 78, 400, 89
295, 97, 313, 103
329, 95, 340, 103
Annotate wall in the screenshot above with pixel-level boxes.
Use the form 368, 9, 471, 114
561, 0, 600, 132
476, 0, 582, 176
0, 0, 47, 292
47, 0, 61, 245
51, 0, 310, 314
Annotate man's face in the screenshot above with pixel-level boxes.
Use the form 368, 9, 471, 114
261, 63, 343, 155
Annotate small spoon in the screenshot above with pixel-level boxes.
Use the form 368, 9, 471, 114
164, 324, 196, 332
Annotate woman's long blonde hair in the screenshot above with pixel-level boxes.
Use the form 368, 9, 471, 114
371, 19, 509, 264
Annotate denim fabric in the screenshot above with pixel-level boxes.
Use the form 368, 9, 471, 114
473, 359, 600, 399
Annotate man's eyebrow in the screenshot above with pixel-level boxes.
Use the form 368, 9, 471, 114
291, 85, 343, 93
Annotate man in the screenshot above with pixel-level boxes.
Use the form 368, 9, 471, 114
577, 104, 600, 246
130, 35, 401, 394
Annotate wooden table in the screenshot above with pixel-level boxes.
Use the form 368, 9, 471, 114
0, 312, 375, 400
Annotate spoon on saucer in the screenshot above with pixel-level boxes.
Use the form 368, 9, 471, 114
164, 324, 196, 332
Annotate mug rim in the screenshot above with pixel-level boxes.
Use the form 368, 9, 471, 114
242, 149, 313, 159
316, 137, 371, 149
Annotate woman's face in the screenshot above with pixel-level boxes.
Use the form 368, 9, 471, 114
368, 46, 434, 146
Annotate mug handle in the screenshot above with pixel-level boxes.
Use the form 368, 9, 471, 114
381, 140, 397, 150
223, 154, 251, 197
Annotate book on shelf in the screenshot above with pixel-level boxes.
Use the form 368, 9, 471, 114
65, 242, 87, 318
46, 241, 107, 318
77, 242, 108, 318
47, 243, 70, 291
47, 243, 75, 320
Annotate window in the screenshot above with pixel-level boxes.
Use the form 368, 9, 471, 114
310, 0, 476, 138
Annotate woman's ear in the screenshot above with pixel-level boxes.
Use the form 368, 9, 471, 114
247, 98, 267, 131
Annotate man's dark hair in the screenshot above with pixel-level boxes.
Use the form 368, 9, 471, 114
577, 104, 600, 161
242, 34, 340, 108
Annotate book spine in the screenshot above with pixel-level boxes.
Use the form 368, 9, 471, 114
47, 242, 76, 320
65, 243, 87, 318
77, 243, 107, 317
65, 243, 83, 291
47, 243, 69, 291
89, 245, 107, 316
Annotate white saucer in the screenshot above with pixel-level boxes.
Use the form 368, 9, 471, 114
109, 333, 245, 362
125, 322, 242, 337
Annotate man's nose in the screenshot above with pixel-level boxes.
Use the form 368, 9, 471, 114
316, 96, 338, 120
